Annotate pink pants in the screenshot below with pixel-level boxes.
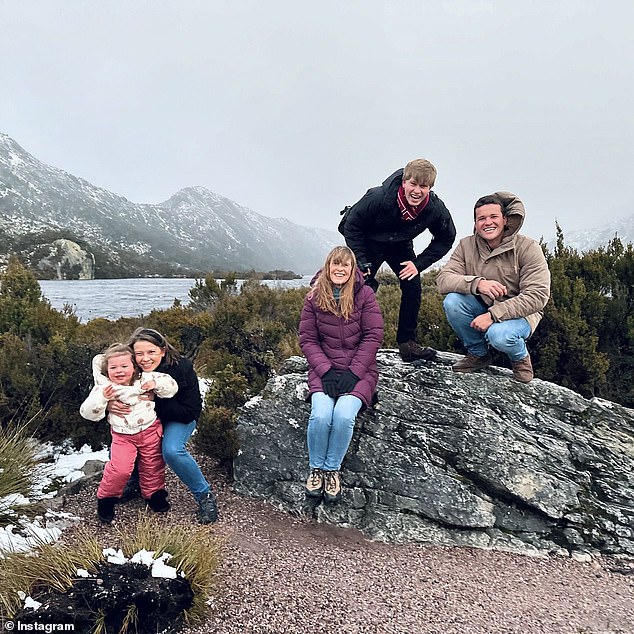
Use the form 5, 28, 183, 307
97, 419, 165, 499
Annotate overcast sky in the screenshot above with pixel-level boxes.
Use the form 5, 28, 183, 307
2, 1, 632, 242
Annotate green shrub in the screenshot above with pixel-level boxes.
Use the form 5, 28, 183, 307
195, 406, 239, 465
194, 365, 247, 463
0, 424, 39, 525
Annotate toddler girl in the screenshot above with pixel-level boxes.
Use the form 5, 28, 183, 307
80, 343, 178, 523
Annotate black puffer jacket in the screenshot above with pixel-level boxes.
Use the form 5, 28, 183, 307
154, 357, 202, 424
341, 169, 456, 272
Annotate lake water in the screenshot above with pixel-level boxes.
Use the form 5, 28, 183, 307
39, 277, 312, 322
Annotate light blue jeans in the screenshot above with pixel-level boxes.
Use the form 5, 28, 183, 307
443, 293, 531, 362
307, 392, 363, 472
162, 420, 210, 501
126, 419, 210, 502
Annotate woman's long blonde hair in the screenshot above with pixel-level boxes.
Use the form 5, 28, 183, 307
309, 246, 357, 319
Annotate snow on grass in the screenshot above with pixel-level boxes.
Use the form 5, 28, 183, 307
0, 442, 107, 556
34, 442, 109, 495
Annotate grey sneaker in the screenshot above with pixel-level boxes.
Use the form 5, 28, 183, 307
305, 468, 324, 498
452, 353, 493, 373
197, 490, 219, 524
511, 354, 534, 383
399, 341, 438, 362
323, 471, 342, 504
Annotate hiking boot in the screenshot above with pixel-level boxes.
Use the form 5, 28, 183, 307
512, 354, 534, 383
97, 497, 117, 523
452, 353, 493, 373
305, 468, 324, 498
197, 490, 219, 524
323, 471, 342, 504
399, 341, 438, 362
147, 489, 170, 513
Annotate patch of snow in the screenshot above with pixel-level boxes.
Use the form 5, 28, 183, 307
118, 548, 179, 578
24, 595, 42, 610
0, 520, 60, 556
34, 443, 109, 497
244, 395, 263, 409
199, 377, 212, 401
271, 375, 288, 391
0, 492, 30, 513
130, 548, 160, 566
103, 547, 127, 564
592, 397, 616, 409
150, 553, 178, 579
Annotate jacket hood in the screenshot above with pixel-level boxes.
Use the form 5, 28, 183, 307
501, 192, 525, 238
381, 169, 404, 204
382, 168, 404, 189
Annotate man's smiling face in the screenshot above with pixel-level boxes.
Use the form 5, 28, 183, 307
475, 203, 506, 248
402, 178, 430, 208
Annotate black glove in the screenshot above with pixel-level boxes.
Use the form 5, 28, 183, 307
321, 368, 339, 399
337, 369, 359, 395
358, 262, 372, 278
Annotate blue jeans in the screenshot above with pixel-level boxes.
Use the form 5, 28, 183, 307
443, 293, 531, 362
307, 392, 363, 471
127, 420, 210, 501
162, 420, 210, 501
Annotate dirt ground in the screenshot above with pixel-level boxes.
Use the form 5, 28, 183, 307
60, 459, 634, 634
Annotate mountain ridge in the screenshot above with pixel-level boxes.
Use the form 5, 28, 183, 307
0, 133, 341, 278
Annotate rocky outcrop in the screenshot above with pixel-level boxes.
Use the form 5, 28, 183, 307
233, 351, 634, 557
35, 238, 95, 279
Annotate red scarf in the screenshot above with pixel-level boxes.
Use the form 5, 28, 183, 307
397, 185, 429, 221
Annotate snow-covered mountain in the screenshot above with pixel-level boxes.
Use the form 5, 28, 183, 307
553, 217, 634, 253
0, 133, 341, 277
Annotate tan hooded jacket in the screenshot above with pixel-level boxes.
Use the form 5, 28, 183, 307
436, 191, 550, 333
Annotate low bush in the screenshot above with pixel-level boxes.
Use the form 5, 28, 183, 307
0, 424, 39, 525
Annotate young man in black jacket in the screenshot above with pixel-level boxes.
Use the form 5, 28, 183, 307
339, 159, 456, 361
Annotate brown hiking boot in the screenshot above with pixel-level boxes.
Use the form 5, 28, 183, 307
305, 468, 324, 498
511, 354, 534, 383
399, 341, 437, 362
452, 353, 493, 373
323, 471, 342, 504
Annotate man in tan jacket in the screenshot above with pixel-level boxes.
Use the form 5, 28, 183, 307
436, 192, 550, 382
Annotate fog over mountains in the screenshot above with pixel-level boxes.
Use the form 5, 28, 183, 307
550, 217, 634, 253
0, 133, 341, 277
1, 132, 631, 279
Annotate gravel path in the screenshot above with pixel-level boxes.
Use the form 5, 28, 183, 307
62, 458, 634, 634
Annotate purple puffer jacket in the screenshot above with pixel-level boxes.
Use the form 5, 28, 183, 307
299, 269, 384, 407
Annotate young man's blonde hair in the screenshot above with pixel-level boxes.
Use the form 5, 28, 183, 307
403, 159, 437, 188
309, 246, 357, 320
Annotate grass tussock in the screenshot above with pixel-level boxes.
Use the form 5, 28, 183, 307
113, 511, 223, 625
0, 511, 223, 627
0, 533, 102, 618
0, 424, 40, 524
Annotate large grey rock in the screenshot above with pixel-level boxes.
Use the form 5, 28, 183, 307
35, 238, 95, 280
233, 351, 634, 556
